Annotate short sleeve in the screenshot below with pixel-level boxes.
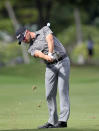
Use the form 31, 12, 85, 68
43, 26, 53, 37
28, 47, 36, 56
28, 45, 43, 57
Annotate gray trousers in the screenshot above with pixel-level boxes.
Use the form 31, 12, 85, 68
45, 57, 70, 125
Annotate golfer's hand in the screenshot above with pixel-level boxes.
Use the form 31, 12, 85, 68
34, 50, 54, 62
45, 55, 54, 62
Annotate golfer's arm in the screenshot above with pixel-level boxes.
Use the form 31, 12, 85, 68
34, 50, 47, 60
46, 34, 54, 53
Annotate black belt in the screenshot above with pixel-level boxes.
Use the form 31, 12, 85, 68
47, 54, 67, 65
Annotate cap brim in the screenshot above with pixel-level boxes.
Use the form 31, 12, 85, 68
18, 35, 24, 45
18, 41, 21, 45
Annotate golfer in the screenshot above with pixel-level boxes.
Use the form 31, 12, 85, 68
16, 24, 70, 128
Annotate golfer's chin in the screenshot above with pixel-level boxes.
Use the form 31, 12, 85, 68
23, 40, 30, 44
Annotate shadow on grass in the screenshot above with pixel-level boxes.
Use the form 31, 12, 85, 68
1, 128, 99, 131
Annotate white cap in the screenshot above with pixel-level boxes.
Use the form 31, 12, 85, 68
47, 23, 50, 27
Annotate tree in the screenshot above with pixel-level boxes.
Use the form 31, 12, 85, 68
35, 0, 53, 28
5, 0, 30, 64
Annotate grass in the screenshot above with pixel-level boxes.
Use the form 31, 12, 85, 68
0, 62, 99, 131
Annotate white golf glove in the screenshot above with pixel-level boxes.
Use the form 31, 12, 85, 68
48, 52, 54, 59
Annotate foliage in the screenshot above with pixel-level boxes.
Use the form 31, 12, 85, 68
16, 8, 38, 25
0, 0, 99, 34
51, 3, 74, 34
0, 0, 99, 65
0, 0, 38, 34
57, 25, 99, 45
82, 25, 99, 44
71, 43, 87, 62
57, 25, 99, 64
0, 41, 22, 63
57, 25, 76, 46
0, 18, 14, 34
71, 43, 99, 63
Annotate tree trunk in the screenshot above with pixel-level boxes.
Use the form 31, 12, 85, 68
44, 0, 52, 25
36, 0, 44, 28
36, 0, 52, 28
74, 7, 85, 64
5, 0, 30, 64
74, 7, 83, 44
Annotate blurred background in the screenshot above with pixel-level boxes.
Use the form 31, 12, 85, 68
0, 0, 99, 66
0, 0, 99, 130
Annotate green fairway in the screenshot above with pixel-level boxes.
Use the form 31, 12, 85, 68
0, 63, 99, 131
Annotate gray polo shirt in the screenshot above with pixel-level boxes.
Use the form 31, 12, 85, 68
28, 26, 66, 59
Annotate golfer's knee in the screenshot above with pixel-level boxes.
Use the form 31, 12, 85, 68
46, 95, 50, 101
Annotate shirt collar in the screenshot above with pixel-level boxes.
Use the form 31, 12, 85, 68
28, 32, 40, 49
35, 31, 40, 36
